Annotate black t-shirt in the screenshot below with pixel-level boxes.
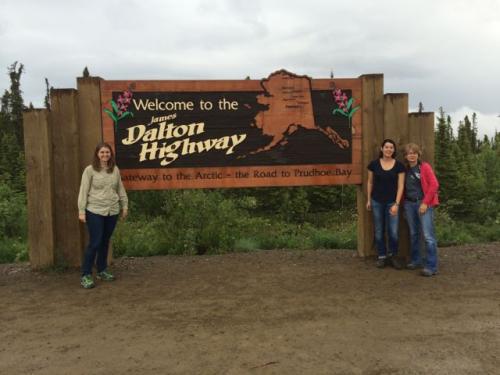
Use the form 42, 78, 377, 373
367, 159, 405, 203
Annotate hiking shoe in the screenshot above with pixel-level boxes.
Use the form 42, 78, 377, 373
376, 258, 386, 268
421, 268, 437, 277
388, 257, 403, 270
406, 262, 421, 270
81, 274, 95, 289
96, 270, 115, 281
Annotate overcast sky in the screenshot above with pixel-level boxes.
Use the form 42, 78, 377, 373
1, 0, 499, 136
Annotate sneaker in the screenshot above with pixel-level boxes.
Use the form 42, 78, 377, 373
81, 274, 95, 289
421, 268, 437, 277
376, 258, 386, 268
388, 257, 403, 270
96, 269, 115, 281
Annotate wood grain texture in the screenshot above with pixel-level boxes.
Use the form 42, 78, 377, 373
77, 77, 104, 262
357, 75, 384, 257
23, 110, 55, 268
408, 112, 435, 166
384, 94, 410, 259
50, 89, 83, 267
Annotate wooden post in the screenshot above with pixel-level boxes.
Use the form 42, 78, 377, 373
357, 74, 384, 257
408, 112, 435, 166
383, 94, 409, 150
23, 110, 55, 268
77, 77, 104, 261
77, 77, 103, 168
50, 89, 84, 267
383, 94, 410, 259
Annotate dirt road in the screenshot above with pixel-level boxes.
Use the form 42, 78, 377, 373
1, 243, 499, 374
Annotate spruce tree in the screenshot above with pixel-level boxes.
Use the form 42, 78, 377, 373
0, 62, 26, 190
435, 108, 460, 216
44, 78, 51, 110
457, 117, 472, 156
471, 113, 479, 152
7, 62, 26, 147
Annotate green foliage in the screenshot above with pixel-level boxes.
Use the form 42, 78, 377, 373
0, 237, 28, 263
233, 237, 260, 252
115, 190, 245, 256
435, 108, 500, 223
0, 181, 27, 263
113, 217, 171, 257
113, 195, 357, 257
1, 62, 26, 147
0, 182, 26, 237
435, 209, 474, 246
0, 61, 26, 192
308, 225, 357, 249
435, 209, 500, 246
127, 190, 172, 218
161, 190, 243, 255
0, 131, 25, 190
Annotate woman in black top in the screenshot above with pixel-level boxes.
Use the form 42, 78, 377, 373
366, 139, 405, 269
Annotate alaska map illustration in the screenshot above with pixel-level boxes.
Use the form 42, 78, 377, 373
247, 69, 349, 156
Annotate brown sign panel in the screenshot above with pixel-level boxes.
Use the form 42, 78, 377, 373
101, 70, 362, 190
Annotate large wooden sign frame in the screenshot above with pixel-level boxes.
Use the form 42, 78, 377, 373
23, 73, 435, 268
100, 70, 362, 190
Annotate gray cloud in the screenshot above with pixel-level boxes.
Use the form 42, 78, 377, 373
0, 0, 499, 136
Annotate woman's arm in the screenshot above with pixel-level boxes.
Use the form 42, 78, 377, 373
116, 168, 129, 219
396, 172, 404, 205
390, 172, 405, 216
366, 170, 373, 210
77, 167, 91, 222
421, 163, 439, 205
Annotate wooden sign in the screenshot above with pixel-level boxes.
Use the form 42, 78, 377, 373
101, 69, 362, 190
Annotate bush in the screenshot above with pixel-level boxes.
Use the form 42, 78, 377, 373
466, 221, 500, 242
111, 194, 359, 258
114, 190, 246, 256
434, 209, 500, 246
113, 217, 171, 257
0, 238, 28, 263
233, 237, 260, 252
0, 181, 27, 263
0, 182, 27, 238
160, 190, 244, 255
309, 226, 357, 249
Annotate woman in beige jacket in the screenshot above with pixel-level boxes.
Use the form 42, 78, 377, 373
78, 143, 128, 289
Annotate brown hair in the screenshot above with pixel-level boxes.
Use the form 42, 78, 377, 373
92, 142, 116, 173
403, 143, 422, 168
378, 138, 397, 159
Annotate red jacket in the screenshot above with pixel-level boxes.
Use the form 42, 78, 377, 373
419, 162, 439, 207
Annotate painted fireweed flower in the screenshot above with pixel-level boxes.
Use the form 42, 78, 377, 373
332, 88, 360, 130
104, 89, 134, 130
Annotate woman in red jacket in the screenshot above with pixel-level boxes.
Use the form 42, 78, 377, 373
403, 143, 439, 276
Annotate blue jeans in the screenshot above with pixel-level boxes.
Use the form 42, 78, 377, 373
404, 201, 438, 272
81, 210, 118, 276
371, 199, 399, 259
